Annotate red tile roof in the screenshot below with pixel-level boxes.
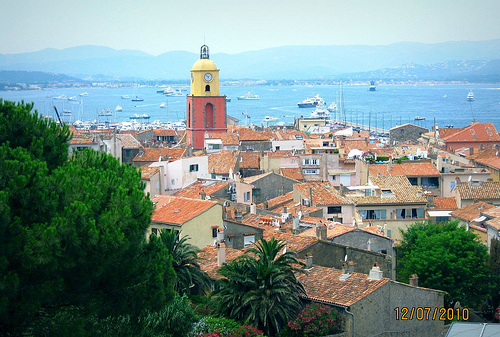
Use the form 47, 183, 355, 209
296, 265, 389, 307
206, 132, 239, 145
455, 181, 500, 201
69, 137, 96, 145
281, 167, 305, 181
257, 191, 294, 210
237, 127, 273, 141
152, 129, 177, 136
352, 175, 428, 205
140, 164, 160, 180
294, 181, 352, 205
450, 201, 496, 221
116, 133, 141, 148
151, 195, 218, 225
133, 148, 185, 162
208, 150, 239, 174
432, 197, 458, 210
174, 181, 228, 199
442, 122, 500, 142
198, 245, 246, 279
239, 151, 261, 169
369, 162, 440, 177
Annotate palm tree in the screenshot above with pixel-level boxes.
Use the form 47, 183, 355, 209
159, 229, 210, 294
212, 237, 306, 336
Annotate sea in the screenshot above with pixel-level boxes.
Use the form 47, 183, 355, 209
1, 83, 500, 131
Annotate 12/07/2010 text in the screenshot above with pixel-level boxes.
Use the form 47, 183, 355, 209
394, 307, 469, 321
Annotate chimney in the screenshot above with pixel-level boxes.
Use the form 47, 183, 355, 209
426, 192, 435, 207
409, 274, 419, 287
217, 227, 224, 243
316, 223, 327, 240
455, 176, 461, 186
200, 190, 207, 200
263, 201, 268, 210
341, 262, 348, 274
469, 147, 474, 156
348, 260, 355, 273
305, 254, 313, 269
387, 158, 392, 171
217, 242, 226, 267
250, 203, 257, 214
235, 210, 243, 221
340, 183, 344, 196
309, 187, 313, 206
368, 263, 384, 280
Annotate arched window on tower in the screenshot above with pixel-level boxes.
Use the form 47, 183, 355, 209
205, 103, 215, 129
205, 85, 210, 92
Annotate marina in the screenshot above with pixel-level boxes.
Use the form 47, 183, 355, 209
1, 83, 499, 132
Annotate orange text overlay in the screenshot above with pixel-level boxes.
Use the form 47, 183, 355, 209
394, 307, 469, 321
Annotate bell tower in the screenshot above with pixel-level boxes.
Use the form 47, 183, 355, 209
186, 45, 227, 149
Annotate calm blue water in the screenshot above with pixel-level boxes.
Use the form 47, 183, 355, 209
1, 84, 499, 130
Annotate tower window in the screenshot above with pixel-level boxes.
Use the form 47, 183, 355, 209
205, 85, 210, 92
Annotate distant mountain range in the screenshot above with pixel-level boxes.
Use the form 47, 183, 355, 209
1, 40, 500, 82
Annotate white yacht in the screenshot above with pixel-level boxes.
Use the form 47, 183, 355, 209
160, 102, 167, 108
309, 107, 330, 119
262, 116, 278, 123
237, 92, 260, 100
115, 105, 123, 112
467, 90, 474, 102
297, 94, 325, 108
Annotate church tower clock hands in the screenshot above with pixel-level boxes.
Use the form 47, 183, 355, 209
186, 45, 227, 149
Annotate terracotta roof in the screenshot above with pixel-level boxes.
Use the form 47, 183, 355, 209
133, 148, 185, 162
198, 245, 246, 279
298, 223, 356, 239
442, 122, 500, 142
208, 150, 239, 174
239, 151, 261, 169
483, 207, 500, 230
352, 175, 428, 205
439, 127, 465, 139
432, 197, 458, 210
140, 164, 160, 180
455, 181, 500, 201
116, 133, 141, 148
262, 227, 317, 252
273, 129, 308, 141
237, 127, 273, 142
174, 181, 228, 199
151, 195, 218, 225
389, 123, 428, 131
471, 153, 500, 170
257, 191, 294, 210
369, 162, 440, 177
296, 265, 389, 307
69, 137, 96, 145
450, 201, 496, 221
281, 167, 305, 181
264, 150, 299, 158
206, 132, 239, 145
294, 181, 353, 205
152, 129, 177, 136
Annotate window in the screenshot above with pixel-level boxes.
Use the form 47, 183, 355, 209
252, 188, 261, 196
205, 85, 210, 92
208, 143, 221, 150
275, 146, 280, 151
189, 164, 199, 172
244, 235, 255, 246
303, 158, 318, 165
328, 206, 341, 214
171, 179, 175, 185
125, 149, 131, 157
359, 209, 387, 220
421, 177, 439, 188
396, 208, 424, 219
244, 191, 250, 202
212, 227, 218, 238
152, 228, 158, 236
303, 169, 318, 175
303, 159, 310, 165
408, 177, 418, 185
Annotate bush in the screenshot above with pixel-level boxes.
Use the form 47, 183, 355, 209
282, 303, 343, 336
190, 317, 264, 337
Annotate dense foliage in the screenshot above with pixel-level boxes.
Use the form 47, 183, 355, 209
212, 237, 306, 336
0, 100, 177, 336
190, 316, 264, 337
159, 229, 211, 294
280, 302, 343, 337
397, 221, 490, 309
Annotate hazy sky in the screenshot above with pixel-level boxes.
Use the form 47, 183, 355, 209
2, 0, 500, 55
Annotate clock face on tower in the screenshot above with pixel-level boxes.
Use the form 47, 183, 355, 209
204, 73, 213, 82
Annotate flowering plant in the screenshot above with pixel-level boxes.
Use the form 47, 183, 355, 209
190, 317, 264, 337
283, 302, 343, 336
495, 307, 500, 321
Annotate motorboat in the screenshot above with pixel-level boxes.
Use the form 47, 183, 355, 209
132, 96, 144, 102
237, 92, 260, 100
115, 105, 123, 112
414, 116, 425, 121
68, 96, 78, 101
297, 94, 325, 108
262, 116, 278, 123
309, 107, 330, 119
369, 80, 376, 91
163, 87, 184, 96
79, 92, 89, 97
226, 97, 231, 102
327, 102, 337, 112
121, 95, 130, 99
53, 94, 68, 100
467, 90, 474, 102
160, 102, 167, 108
129, 114, 151, 120
445, 124, 454, 128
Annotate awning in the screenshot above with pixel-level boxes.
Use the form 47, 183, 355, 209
427, 210, 452, 217
472, 216, 487, 222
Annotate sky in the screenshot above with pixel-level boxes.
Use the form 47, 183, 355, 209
2, 0, 500, 56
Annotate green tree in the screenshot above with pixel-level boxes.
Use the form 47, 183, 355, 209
397, 221, 490, 309
212, 237, 306, 336
0, 101, 176, 335
488, 238, 500, 318
159, 229, 211, 294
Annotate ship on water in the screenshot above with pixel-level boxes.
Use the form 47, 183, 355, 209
369, 81, 376, 91
297, 94, 325, 108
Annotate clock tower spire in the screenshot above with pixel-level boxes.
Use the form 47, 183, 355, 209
186, 45, 227, 149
